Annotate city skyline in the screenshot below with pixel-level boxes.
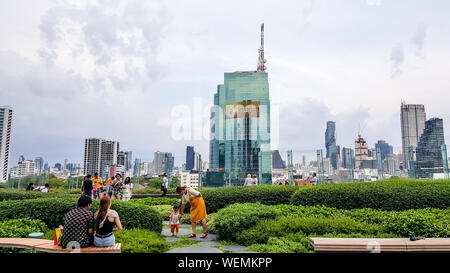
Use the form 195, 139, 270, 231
2, 1, 450, 167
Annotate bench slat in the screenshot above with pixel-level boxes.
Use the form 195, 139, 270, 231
0, 238, 121, 253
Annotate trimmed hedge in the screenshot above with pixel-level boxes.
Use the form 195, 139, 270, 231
202, 186, 299, 213
115, 229, 168, 253
289, 180, 450, 211
214, 203, 281, 242
0, 189, 77, 201
236, 216, 387, 246
129, 197, 180, 207
0, 198, 162, 232
0, 219, 48, 238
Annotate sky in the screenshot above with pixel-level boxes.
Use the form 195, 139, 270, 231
1, 0, 450, 167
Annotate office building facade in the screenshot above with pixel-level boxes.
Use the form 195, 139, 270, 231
0, 106, 12, 182
186, 146, 195, 171
272, 150, 286, 169
415, 118, 445, 179
342, 147, 354, 169
401, 103, 426, 168
375, 140, 393, 161
325, 121, 338, 170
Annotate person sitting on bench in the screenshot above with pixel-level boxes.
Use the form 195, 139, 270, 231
58, 195, 94, 249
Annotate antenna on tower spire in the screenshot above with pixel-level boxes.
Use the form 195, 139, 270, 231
257, 23, 266, 72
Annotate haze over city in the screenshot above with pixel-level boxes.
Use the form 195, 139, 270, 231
1, 0, 450, 166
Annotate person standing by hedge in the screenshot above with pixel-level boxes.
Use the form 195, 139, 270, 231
111, 174, 124, 200
176, 186, 208, 239
161, 173, 169, 197
122, 177, 133, 201
244, 174, 254, 186
105, 176, 114, 197
58, 195, 94, 249
311, 173, 318, 186
82, 175, 93, 197
92, 173, 103, 199
93, 196, 122, 247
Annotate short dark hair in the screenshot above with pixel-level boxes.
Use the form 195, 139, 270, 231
78, 195, 92, 208
94, 172, 99, 176
86, 174, 92, 179
44, 183, 50, 187
313, 173, 317, 176
176, 186, 185, 194
115, 173, 121, 177
173, 204, 179, 210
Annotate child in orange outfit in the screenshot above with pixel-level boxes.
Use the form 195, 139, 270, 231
169, 205, 180, 237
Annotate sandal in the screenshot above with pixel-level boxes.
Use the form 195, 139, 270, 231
188, 233, 196, 238
200, 232, 208, 239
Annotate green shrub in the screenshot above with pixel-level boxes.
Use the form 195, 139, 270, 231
275, 204, 341, 218
0, 219, 48, 238
115, 229, 169, 253
133, 187, 177, 194
129, 197, 180, 207
289, 180, 450, 211
384, 209, 450, 237
0, 198, 162, 232
0, 189, 76, 201
247, 234, 313, 253
236, 216, 386, 245
202, 186, 299, 213
152, 205, 174, 221
214, 203, 281, 242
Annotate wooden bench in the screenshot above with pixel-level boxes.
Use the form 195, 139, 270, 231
0, 238, 121, 253
309, 238, 450, 253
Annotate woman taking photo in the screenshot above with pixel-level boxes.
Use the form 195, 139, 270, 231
176, 186, 208, 239
122, 177, 133, 201
111, 174, 124, 200
94, 196, 122, 247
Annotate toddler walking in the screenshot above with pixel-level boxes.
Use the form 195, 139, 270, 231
169, 205, 180, 237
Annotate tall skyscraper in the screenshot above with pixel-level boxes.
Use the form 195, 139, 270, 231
325, 121, 338, 170
209, 24, 272, 185
355, 135, 368, 169
193, 152, 202, 171
84, 138, 119, 178
271, 150, 286, 169
125, 151, 132, 171
18, 160, 35, 177
342, 147, 355, 169
401, 103, 426, 169
375, 140, 394, 161
186, 146, 195, 171
415, 118, 446, 179
117, 151, 127, 167
153, 151, 175, 174
34, 157, 44, 174
0, 106, 12, 182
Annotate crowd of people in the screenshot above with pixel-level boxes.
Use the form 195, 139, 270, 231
81, 173, 133, 201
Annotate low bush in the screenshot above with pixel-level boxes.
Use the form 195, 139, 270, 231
0, 189, 76, 201
214, 203, 281, 242
202, 186, 299, 213
152, 205, 174, 221
0, 198, 162, 232
236, 216, 386, 246
0, 219, 48, 238
129, 197, 180, 207
133, 187, 177, 195
247, 234, 313, 253
115, 229, 168, 253
289, 180, 450, 211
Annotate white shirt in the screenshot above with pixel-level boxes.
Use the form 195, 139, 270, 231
311, 177, 318, 185
181, 188, 200, 205
244, 177, 254, 186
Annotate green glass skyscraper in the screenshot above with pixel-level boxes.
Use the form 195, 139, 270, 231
208, 23, 272, 186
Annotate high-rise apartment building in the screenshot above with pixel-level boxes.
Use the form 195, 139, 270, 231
84, 138, 119, 178
325, 121, 338, 170
153, 151, 174, 175
0, 106, 13, 182
186, 146, 195, 171
401, 103, 426, 168
117, 151, 127, 168
415, 118, 446, 179
124, 151, 132, 171
355, 135, 368, 169
18, 160, 35, 177
193, 152, 202, 171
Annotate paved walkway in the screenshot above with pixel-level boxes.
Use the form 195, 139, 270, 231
161, 223, 255, 253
